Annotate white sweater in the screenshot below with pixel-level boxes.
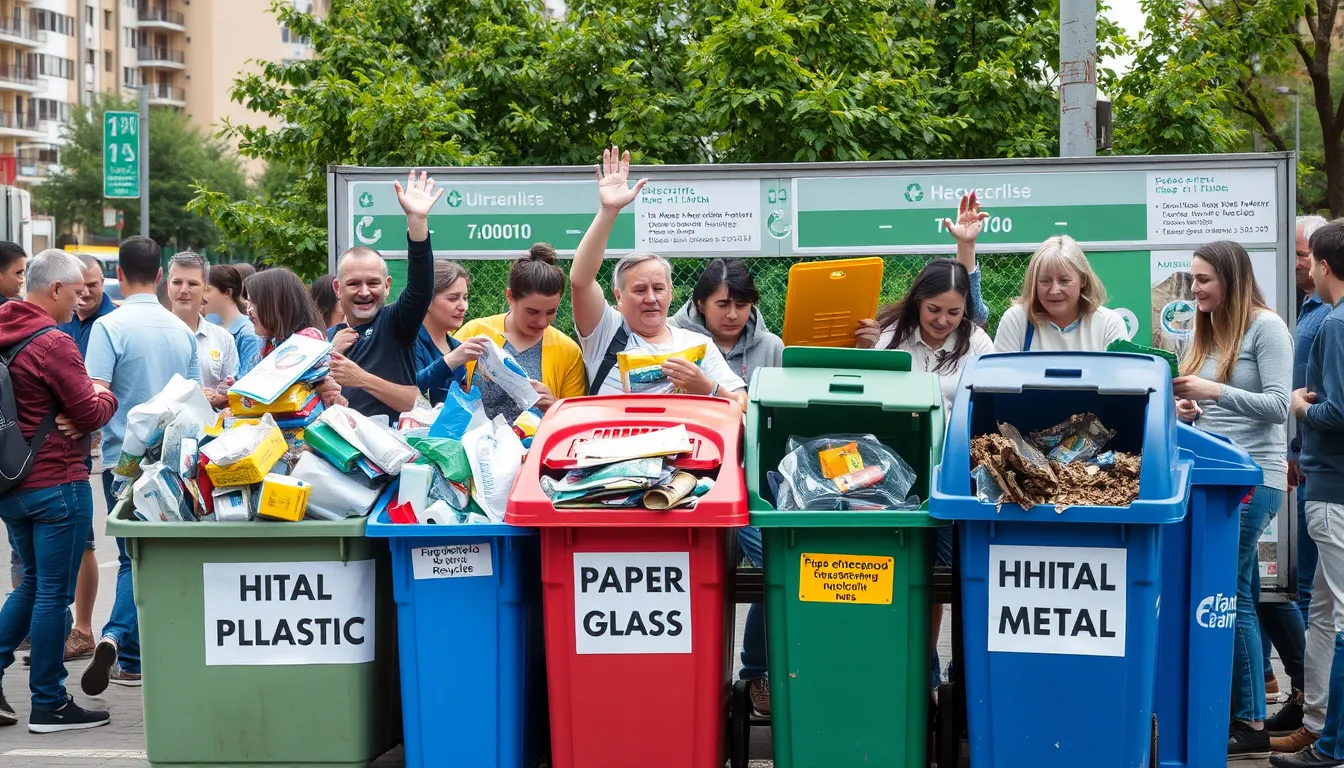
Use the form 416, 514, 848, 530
993, 304, 1130, 353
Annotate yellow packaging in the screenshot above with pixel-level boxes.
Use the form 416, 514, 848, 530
256, 474, 312, 522
228, 383, 315, 417
818, 441, 863, 479
513, 410, 541, 438
203, 424, 287, 487
618, 344, 707, 394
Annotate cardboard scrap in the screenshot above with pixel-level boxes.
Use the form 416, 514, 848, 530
970, 417, 1140, 509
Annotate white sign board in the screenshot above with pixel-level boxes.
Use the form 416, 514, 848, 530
1146, 168, 1276, 244
988, 544, 1127, 657
573, 552, 691, 655
203, 560, 376, 666
635, 179, 760, 253
412, 543, 494, 580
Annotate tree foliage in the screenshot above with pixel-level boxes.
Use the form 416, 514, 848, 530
36, 95, 248, 249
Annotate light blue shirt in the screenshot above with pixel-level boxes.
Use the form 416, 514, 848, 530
85, 294, 199, 468
228, 314, 265, 378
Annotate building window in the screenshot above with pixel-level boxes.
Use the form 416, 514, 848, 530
32, 98, 72, 124
123, 27, 137, 48
122, 66, 139, 88
104, 10, 111, 30
86, 48, 94, 69
86, 5, 94, 26
104, 50, 111, 72
32, 55, 75, 80
34, 10, 75, 37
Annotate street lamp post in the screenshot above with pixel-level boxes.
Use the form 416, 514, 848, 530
1275, 85, 1301, 159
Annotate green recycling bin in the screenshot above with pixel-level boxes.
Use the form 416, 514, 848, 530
747, 347, 946, 768
107, 500, 400, 768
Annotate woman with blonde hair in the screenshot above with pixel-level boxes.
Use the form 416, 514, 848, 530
1171, 240, 1292, 760
993, 235, 1129, 352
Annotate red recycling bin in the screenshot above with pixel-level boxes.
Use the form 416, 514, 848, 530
508, 394, 747, 768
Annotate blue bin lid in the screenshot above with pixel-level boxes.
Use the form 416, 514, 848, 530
364, 481, 535, 539
1177, 423, 1264, 487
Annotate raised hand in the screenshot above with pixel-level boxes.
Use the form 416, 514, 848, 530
943, 192, 990, 244
394, 170, 444, 220
595, 146, 648, 212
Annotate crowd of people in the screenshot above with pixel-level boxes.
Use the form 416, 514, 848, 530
0, 149, 1339, 767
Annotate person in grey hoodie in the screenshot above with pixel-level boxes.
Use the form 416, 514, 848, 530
669, 258, 782, 717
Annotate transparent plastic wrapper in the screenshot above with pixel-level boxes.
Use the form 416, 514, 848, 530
133, 462, 192, 522
1029, 413, 1116, 465
290, 452, 379, 520
406, 436, 472, 483
463, 414, 525, 523
775, 434, 920, 511
318, 405, 416, 475
161, 402, 208, 476
617, 344, 706, 394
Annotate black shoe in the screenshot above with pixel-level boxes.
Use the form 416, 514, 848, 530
1269, 693, 1306, 736
1270, 744, 1344, 768
0, 690, 15, 726
1230, 720, 1271, 761
79, 637, 117, 697
27, 696, 109, 733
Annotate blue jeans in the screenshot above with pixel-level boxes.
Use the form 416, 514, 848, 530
1260, 486, 1313, 692
0, 482, 92, 708
738, 526, 766, 681
1317, 632, 1344, 759
98, 470, 139, 674
1234, 486, 1282, 723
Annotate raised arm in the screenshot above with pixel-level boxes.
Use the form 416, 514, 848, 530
389, 170, 443, 344
571, 147, 647, 338
945, 192, 991, 325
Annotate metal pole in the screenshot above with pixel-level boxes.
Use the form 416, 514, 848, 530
1059, 0, 1098, 157
139, 86, 149, 238
1295, 93, 1301, 159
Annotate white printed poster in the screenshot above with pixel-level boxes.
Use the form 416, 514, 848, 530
988, 544, 1127, 657
1146, 169, 1277, 245
1148, 250, 1279, 358
634, 180, 761, 253
573, 552, 691, 655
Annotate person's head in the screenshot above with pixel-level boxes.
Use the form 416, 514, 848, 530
691, 258, 759, 343
233, 262, 257, 282
167, 251, 209, 322
117, 235, 162, 290
506, 243, 565, 338
1309, 223, 1344, 305
72, 252, 104, 316
244, 268, 323, 343
427, 260, 470, 333
0, 241, 25, 299
335, 246, 389, 324
1296, 215, 1330, 292
1180, 240, 1270, 381
1019, 235, 1106, 327
309, 273, 343, 328
877, 260, 974, 372
613, 251, 673, 337
23, 249, 83, 323
205, 264, 246, 317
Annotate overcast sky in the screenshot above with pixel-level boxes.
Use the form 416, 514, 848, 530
1105, 0, 1146, 76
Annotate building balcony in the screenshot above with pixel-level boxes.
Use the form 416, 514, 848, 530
0, 17, 44, 48
138, 7, 186, 32
16, 158, 56, 183
0, 63, 41, 92
0, 111, 44, 138
146, 83, 185, 107
137, 47, 185, 69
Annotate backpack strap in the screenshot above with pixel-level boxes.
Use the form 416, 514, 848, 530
1, 326, 60, 475
1021, 322, 1035, 352
587, 324, 629, 396
0, 326, 57, 365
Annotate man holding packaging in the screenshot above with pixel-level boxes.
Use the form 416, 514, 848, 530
78, 236, 198, 695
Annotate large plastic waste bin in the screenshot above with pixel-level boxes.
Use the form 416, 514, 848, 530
1155, 425, 1262, 768
931, 352, 1192, 768
746, 347, 946, 768
366, 484, 546, 768
106, 497, 399, 768
507, 394, 746, 768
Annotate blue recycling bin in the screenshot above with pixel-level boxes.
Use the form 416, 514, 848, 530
366, 484, 546, 768
931, 352, 1192, 768
1155, 425, 1262, 768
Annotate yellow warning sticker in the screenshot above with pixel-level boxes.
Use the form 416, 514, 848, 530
798, 553, 894, 605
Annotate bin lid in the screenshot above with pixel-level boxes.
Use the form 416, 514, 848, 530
1177, 423, 1264, 487
961, 351, 1165, 395
751, 348, 942, 412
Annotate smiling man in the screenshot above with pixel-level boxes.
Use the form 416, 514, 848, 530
166, 252, 237, 409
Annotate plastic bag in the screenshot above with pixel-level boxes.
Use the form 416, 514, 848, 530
463, 414, 525, 523
318, 405, 416, 475
430, 382, 486, 440
1028, 414, 1116, 465
478, 340, 541, 411
290, 453, 379, 520
200, 414, 281, 468
618, 344, 706, 394
775, 434, 919, 511
407, 436, 473, 483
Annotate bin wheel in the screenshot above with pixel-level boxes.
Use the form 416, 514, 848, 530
729, 680, 751, 768
936, 682, 960, 768
1150, 714, 1159, 768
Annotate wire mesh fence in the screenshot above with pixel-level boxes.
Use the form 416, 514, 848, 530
388, 253, 1033, 339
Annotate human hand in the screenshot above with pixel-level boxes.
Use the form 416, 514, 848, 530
202, 388, 229, 409
1175, 398, 1203, 423
1288, 458, 1303, 491
444, 336, 490, 370
1293, 387, 1319, 421
332, 327, 359, 355
855, 318, 881, 349
55, 413, 85, 440
394, 169, 444, 220
662, 357, 713, 395
943, 191, 990, 244
1172, 375, 1222, 401
531, 380, 556, 411
316, 375, 347, 408
327, 354, 368, 389
595, 146, 648, 212
91, 381, 111, 396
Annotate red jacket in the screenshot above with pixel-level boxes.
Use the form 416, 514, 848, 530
0, 300, 118, 491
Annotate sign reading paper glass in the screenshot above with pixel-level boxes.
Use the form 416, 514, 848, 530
573, 552, 691, 655
103, 111, 140, 199
798, 552, 894, 605
203, 560, 375, 666
988, 544, 1127, 657
412, 543, 493, 580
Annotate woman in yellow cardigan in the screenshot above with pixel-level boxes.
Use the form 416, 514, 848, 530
454, 244, 588, 421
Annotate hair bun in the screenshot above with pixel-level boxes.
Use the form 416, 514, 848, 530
527, 243, 558, 265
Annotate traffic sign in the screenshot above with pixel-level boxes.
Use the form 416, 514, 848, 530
103, 110, 140, 199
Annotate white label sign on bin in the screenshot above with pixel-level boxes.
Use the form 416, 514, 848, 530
573, 552, 691, 655
988, 544, 1127, 657
412, 543, 494, 580
202, 560, 375, 666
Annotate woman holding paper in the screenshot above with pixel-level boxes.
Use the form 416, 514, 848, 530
240, 268, 346, 408
455, 244, 588, 420
570, 147, 747, 408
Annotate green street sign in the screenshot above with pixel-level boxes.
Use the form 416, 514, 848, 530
103, 110, 139, 199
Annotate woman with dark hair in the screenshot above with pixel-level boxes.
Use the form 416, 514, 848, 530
205, 264, 264, 375
454, 243, 587, 420
414, 261, 489, 405
242, 268, 346, 407
309, 273, 344, 329
669, 258, 783, 385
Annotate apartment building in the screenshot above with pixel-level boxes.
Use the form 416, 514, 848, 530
0, 0, 322, 187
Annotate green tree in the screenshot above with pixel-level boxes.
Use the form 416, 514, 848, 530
35, 95, 248, 249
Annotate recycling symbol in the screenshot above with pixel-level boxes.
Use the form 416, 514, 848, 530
904, 183, 924, 203
446, 190, 463, 208
358, 192, 374, 208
